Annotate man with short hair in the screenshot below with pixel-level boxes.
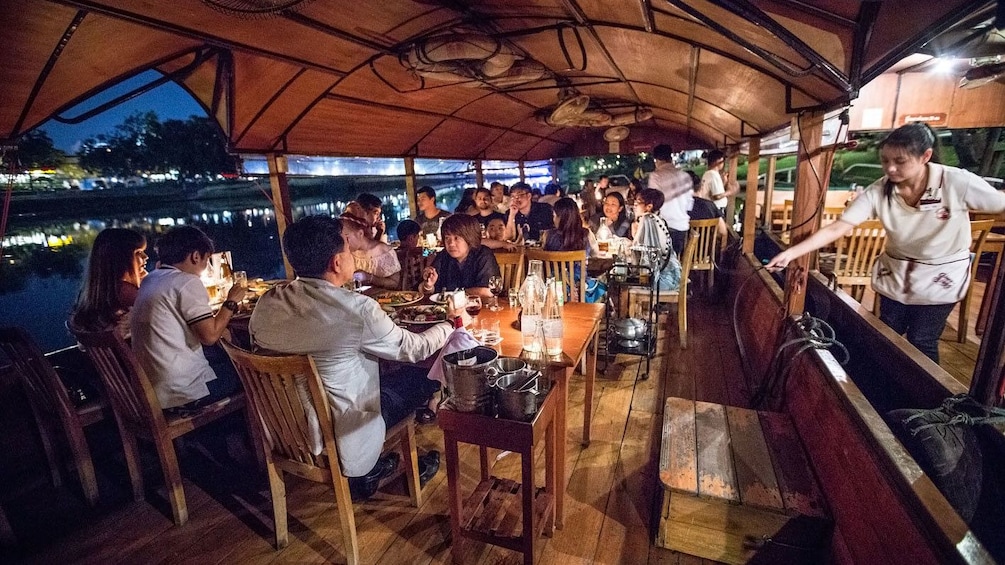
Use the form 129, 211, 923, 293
647, 144, 693, 254
689, 169, 729, 239
504, 182, 554, 242
414, 186, 451, 236
395, 219, 421, 250
250, 215, 467, 500
131, 226, 247, 415
473, 187, 506, 229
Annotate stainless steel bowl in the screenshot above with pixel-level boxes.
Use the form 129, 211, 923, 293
612, 317, 647, 340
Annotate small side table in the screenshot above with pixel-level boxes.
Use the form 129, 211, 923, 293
439, 386, 559, 565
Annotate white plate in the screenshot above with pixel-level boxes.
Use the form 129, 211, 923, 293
428, 292, 449, 304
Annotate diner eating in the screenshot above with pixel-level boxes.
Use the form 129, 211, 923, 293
420, 214, 501, 298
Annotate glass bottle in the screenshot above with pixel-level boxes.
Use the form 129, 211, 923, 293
520, 259, 546, 352
596, 217, 612, 256
543, 278, 564, 355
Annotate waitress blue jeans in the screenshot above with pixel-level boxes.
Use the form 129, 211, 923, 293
878, 296, 955, 364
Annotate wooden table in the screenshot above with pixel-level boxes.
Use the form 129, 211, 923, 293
439, 386, 558, 565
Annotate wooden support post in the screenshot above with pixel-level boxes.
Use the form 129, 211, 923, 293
266, 153, 294, 279
742, 138, 761, 254
519, 161, 526, 183
404, 157, 417, 218
550, 159, 558, 183
725, 153, 740, 226
785, 112, 828, 315
763, 155, 777, 228
971, 259, 1005, 405
475, 159, 484, 189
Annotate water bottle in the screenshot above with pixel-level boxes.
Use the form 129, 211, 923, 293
543, 278, 564, 355
520, 260, 546, 352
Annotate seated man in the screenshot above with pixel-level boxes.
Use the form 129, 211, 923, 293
250, 215, 469, 500
414, 185, 451, 236
131, 226, 248, 415
396, 219, 421, 251
503, 182, 554, 242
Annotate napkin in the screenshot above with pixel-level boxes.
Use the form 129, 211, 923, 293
426, 327, 482, 385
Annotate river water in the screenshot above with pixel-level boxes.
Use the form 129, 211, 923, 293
0, 175, 508, 351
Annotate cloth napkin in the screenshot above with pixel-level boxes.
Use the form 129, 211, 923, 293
426, 327, 482, 385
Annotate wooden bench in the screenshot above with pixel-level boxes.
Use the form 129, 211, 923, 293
657, 397, 831, 564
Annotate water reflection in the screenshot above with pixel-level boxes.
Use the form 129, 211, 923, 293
0, 176, 493, 351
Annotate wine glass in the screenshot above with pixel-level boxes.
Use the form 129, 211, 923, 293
465, 295, 482, 317
487, 276, 504, 311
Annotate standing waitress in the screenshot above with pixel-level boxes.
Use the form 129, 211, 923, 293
767, 123, 1005, 363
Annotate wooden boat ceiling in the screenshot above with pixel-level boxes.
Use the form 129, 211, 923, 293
2, 0, 999, 160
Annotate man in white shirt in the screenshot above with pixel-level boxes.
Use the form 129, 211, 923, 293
647, 144, 693, 254
251, 215, 470, 499
131, 226, 247, 414
701, 149, 739, 214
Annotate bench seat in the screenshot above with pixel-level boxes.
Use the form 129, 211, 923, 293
657, 397, 831, 564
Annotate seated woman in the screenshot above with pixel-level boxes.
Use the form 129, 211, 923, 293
632, 188, 682, 292
341, 202, 401, 289
589, 192, 633, 240
544, 197, 601, 257
70, 228, 148, 337
420, 214, 500, 298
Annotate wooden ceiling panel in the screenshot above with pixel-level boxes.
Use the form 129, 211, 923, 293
483, 130, 547, 160
294, 1, 455, 47
575, 0, 648, 27
593, 27, 693, 91
507, 27, 618, 79
285, 98, 442, 157
418, 120, 499, 159
228, 53, 304, 142
333, 56, 485, 115
231, 71, 340, 152
764, 10, 849, 73
452, 94, 535, 129
685, 1, 813, 70
628, 83, 689, 117
26, 15, 202, 136
691, 51, 788, 131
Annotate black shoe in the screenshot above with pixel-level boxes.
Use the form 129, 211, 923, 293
418, 450, 440, 487
415, 407, 437, 425
349, 452, 400, 501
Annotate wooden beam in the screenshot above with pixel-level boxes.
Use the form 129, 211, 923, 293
404, 157, 417, 218
742, 138, 760, 254
724, 152, 740, 226
519, 161, 526, 183
762, 155, 777, 227
266, 153, 294, 280
785, 111, 828, 315
475, 159, 485, 189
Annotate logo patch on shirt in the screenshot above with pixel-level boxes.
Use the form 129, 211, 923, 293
935, 207, 950, 220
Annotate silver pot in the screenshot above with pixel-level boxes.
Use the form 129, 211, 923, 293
612, 317, 647, 340
443, 346, 499, 413
493, 369, 542, 421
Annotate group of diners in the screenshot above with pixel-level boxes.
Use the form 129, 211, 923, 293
63, 141, 738, 505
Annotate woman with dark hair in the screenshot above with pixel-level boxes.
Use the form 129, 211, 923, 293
420, 214, 500, 297
341, 201, 401, 289
545, 197, 601, 256
454, 187, 478, 215
633, 188, 682, 291
590, 192, 633, 239
767, 122, 1005, 363
71, 228, 148, 336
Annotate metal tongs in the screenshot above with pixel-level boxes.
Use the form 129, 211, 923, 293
507, 368, 540, 394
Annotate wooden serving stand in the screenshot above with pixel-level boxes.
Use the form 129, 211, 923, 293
438, 384, 559, 565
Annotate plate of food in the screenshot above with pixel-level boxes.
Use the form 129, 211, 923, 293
394, 305, 448, 325
428, 290, 465, 305
372, 290, 423, 307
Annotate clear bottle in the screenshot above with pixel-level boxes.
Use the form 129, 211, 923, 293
596, 217, 612, 256
520, 259, 546, 352
543, 278, 564, 355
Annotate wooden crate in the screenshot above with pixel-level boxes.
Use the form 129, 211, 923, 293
657, 398, 831, 564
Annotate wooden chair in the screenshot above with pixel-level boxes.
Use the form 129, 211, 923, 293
778, 199, 794, 242
493, 249, 525, 291
957, 219, 994, 342
219, 340, 421, 562
630, 232, 699, 348
67, 324, 249, 526
688, 218, 721, 293
827, 220, 886, 302
971, 212, 1005, 335
0, 327, 104, 505
526, 249, 587, 302
820, 206, 846, 227
397, 247, 430, 291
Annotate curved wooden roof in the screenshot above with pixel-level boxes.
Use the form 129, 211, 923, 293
1, 0, 997, 159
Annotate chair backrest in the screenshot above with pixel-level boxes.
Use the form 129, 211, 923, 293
688, 218, 720, 273
493, 250, 525, 291
832, 219, 886, 282
678, 230, 700, 293
67, 324, 165, 433
821, 206, 846, 227
779, 199, 794, 233
0, 327, 75, 420
970, 211, 1005, 229
398, 247, 429, 291
526, 249, 587, 302
220, 339, 339, 470
970, 219, 995, 280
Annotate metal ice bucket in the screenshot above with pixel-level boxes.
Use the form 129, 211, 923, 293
442, 346, 499, 413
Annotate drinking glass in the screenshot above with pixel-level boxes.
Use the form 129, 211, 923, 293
233, 270, 248, 289
465, 295, 482, 317
487, 276, 504, 311
480, 319, 501, 346
507, 288, 520, 308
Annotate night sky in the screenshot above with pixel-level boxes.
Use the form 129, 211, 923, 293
39, 70, 206, 153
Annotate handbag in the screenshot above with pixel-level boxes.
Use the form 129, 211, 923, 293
870, 249, 972, 305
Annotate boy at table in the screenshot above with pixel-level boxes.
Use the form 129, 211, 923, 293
250, 215, 471, 500
131, 226, 248, 416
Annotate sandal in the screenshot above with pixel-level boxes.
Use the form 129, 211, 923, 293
415, 407, 437, 425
